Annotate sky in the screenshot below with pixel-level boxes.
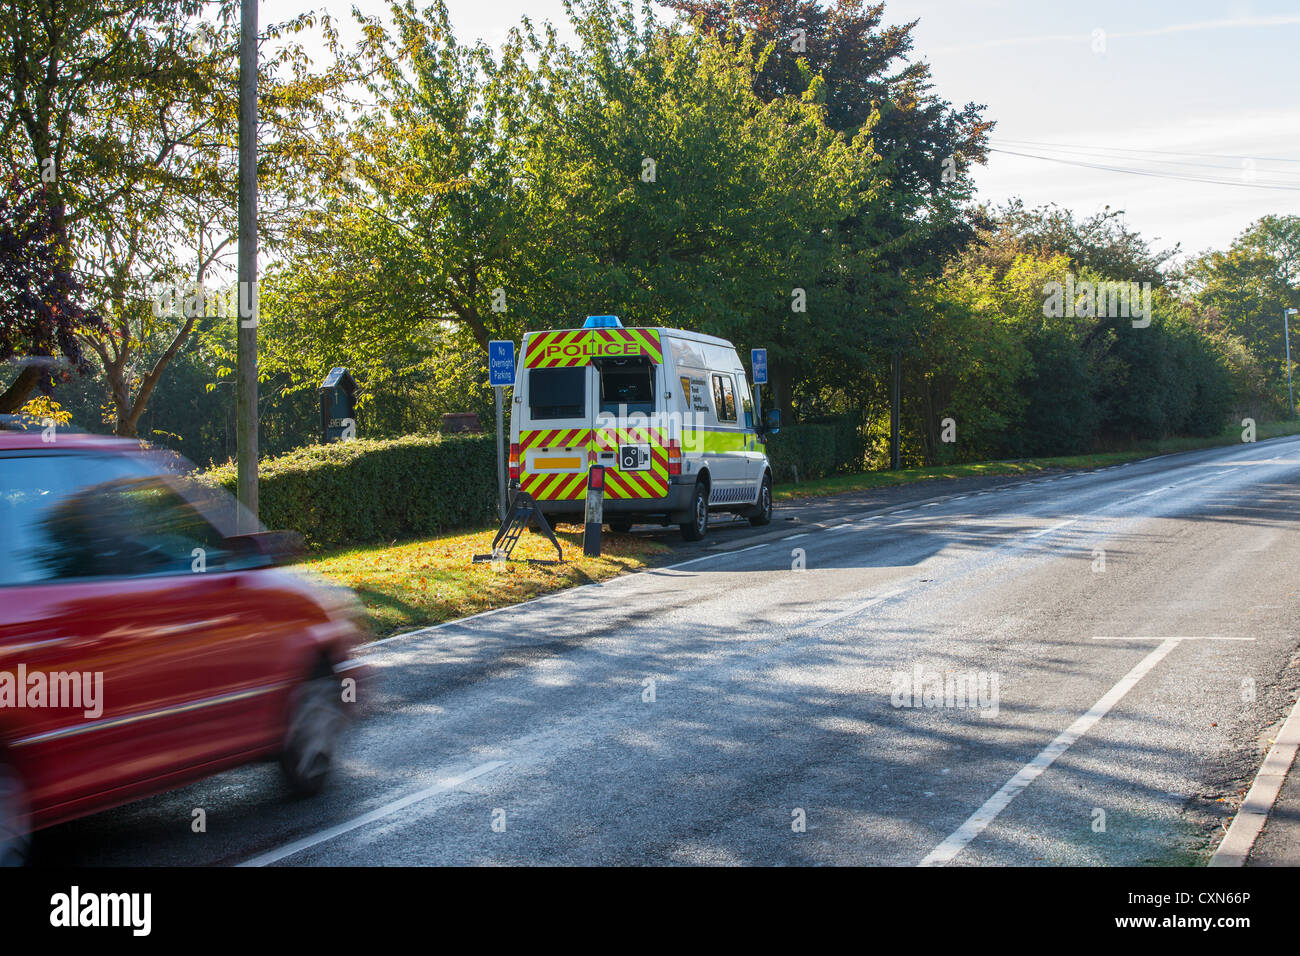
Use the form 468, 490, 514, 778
264, 0, 1300, 260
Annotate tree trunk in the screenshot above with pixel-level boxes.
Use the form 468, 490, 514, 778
0, 364, 45, 413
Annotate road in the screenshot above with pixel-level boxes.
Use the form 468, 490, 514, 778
33, 435, 1300, 866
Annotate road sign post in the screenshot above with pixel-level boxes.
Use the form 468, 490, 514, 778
488, 341, 515, 521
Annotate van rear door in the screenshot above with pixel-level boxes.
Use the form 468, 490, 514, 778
593, 346, 670, 502
517, 345, 593, 504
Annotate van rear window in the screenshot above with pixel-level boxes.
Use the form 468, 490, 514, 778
528, 367, 586, 419
599, 358, 654, 415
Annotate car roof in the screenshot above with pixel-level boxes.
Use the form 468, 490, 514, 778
0, 430, 149, 454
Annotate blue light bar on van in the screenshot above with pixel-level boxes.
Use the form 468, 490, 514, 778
583, 315, 623, 328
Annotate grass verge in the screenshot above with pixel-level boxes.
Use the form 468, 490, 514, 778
297, 525, 670, 641
776, 420, 1300, 501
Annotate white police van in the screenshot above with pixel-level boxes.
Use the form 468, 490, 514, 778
509, 316, 779, 540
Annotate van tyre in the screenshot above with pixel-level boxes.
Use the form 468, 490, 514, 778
749, 473, 773, 526
280, 671, 346, 797
680, 481, 710, 541
0, 759, 30, 867
609, 521, 633, 533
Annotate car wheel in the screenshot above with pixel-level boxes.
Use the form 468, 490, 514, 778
680, 481, 710, 541
749, 473, 774, 526
0, 759, 30, 867
609, 521, 633, 533
280, 672, 346, 797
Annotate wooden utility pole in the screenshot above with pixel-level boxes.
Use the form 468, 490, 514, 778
237, 0, 259, 530
890, 349, 901, 470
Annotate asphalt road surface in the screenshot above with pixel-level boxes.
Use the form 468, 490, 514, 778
35, 435, 1300, 866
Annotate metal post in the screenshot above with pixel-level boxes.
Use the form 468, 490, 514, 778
1286, 309, 1296, 418
583, 466, 605, 557
495, 386, 507, 521
236, 0, 259, 531
890, 349, 901, 470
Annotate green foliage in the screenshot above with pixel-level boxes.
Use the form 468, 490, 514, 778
16, 0, 1282, 513
203, 434, 497, 549
907, 215, 1236, 463
0, 0, 351, 436
1182, 215, 1300, 413
766, 416, 863, 483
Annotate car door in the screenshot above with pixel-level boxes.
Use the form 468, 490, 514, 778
0, 452, 274, 818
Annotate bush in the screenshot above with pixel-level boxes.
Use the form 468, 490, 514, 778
202, 434, 497, 550
766, 416, 863, 483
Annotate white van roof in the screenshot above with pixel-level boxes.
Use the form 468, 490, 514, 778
527, 326, 736, 349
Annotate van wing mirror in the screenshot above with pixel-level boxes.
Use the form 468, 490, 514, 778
764, 408, 781, 433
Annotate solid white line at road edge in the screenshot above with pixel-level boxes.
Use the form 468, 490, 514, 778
1208, 690, 1300, 867
237, 761, 507, 867
919, 638, 1181, 866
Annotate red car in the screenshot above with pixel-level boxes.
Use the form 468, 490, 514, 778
0, 427, 367, 864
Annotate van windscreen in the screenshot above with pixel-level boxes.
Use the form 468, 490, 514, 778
528, 367, 586, 419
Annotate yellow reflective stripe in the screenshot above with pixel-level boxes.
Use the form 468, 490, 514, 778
523, 328, 664, 368
682, 428, 750, 453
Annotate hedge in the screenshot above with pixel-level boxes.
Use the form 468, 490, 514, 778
198, 420, 865, 548
765, 416, 864, 484
202, 434, 497, 550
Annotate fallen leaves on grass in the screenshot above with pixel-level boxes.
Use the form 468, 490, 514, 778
295, 525, 670, 641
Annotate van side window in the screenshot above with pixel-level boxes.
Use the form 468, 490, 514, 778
712, 374, 736, 423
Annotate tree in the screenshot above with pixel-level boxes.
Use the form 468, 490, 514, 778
510, 2, 871, 371
0, 174, 101, 412
247, 0, 528, 431
1183, 215, 1300, 410
664, 0, 994, 417
991, 200, 1178, 286
270, 0, 874, 425
1, 0, 348, 435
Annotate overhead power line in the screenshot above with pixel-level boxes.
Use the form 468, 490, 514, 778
992, 137, 1300, 165
990, 139, 1300, 177
987, 147, 1300, 191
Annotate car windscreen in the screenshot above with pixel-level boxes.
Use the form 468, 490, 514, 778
528, 367, 586, 419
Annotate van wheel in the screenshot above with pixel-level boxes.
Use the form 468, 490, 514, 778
0, 759, 30, 867
280, 672, 345, 797
680, 481, 710, 541
609, 521, 633, 533
749, 473, 773, 526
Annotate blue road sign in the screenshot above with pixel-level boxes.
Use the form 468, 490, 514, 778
489, 340, 515, 387
751, 348, 768, 385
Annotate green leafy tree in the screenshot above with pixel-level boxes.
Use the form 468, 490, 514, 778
1, 0, 349, 435
1183, 215, 1300, 411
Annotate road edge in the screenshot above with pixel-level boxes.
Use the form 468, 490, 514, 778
1208, 689, 1300, 866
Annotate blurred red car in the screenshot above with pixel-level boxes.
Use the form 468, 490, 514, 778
0, 426, 367, 864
